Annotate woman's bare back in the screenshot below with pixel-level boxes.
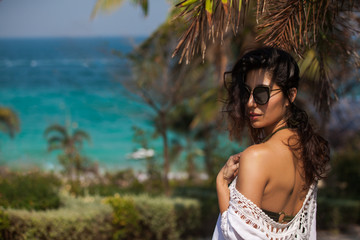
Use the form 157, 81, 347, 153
260, 129, 308, 217
236, 128, 308, 222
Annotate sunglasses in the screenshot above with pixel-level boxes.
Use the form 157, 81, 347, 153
241, 84, 282, 105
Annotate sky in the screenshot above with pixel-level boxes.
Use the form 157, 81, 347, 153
0, 0, 171, 38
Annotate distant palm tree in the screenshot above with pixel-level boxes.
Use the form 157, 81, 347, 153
44, 124, 91, 180
0, 107, 20, 138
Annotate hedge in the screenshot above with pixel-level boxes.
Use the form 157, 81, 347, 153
317, 197, 360, 231
106, 194, 201, 240
1, 195, 113, 240
0, 172, 61, 210
1, 193, 201, 240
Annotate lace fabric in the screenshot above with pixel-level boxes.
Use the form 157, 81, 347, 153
213, 179, 317, 240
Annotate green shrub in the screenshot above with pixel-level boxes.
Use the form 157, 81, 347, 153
106, 194, 201, 240
1, 195, 113, 240
317, 197, 360, 230
105, 195, 141, 240
0, 208, 10, 239
0, 171, 61, 210
134, 195, 179, 240
331, 151, 360, 199
173, 185, 219, 237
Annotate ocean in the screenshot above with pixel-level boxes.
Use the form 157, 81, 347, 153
0, 37, 161, 172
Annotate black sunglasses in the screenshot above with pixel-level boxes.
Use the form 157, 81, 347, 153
223, 72, 282, 105
241, 84, 282, 105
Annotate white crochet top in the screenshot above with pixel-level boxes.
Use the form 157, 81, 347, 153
212, 178, 317, 240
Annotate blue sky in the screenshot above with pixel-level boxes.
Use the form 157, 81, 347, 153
0, 0, 171, 38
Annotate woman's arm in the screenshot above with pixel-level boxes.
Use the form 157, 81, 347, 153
216, 153, 241, 213
235, 145, 270, 208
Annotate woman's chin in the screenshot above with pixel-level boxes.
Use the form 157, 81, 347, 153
250, 121, 263, 129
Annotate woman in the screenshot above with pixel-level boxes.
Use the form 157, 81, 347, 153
212, 48, 329, 239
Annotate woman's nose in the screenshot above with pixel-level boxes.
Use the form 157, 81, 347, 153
247, 93, 256, 108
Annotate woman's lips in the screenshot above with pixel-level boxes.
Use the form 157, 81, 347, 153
249, 113, 262, 120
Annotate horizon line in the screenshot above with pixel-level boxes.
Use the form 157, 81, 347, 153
0, 35, 149, 39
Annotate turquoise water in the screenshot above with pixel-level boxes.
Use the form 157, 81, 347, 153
0, 37, 160, 171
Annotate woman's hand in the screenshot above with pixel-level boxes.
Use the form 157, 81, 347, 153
216, 153, 241, 213
219, 153, 241, 185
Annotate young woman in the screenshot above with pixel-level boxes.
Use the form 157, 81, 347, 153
212, 48, 329, 239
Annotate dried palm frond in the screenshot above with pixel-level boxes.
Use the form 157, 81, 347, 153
173, 0, 360, 113
174, 0, 357, 61
255, 1, 357, 56
172, 0, 248, 64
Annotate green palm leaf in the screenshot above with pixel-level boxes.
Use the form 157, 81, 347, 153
91, 0, 126, 19
91, 0, 148, 19
47, 136, 65, 152
72, 130, 91, 148
44, 124, 68, 139
0, 107, 20, 138
133, 0, 148, 15
47, 136, 65, 145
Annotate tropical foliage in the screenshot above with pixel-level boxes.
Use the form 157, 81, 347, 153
121, 12, 217, 193
44, 124, 92, 180
2, 194, 113, 240
105, 194, 201, 240
0, 171, 61, 210
91, 0, 149, 19
0, 107, 20, 139
92, 0, 360, 114
174, 0, 360, 113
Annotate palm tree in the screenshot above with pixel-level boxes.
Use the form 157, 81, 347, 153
92, 0, 359, 114
44, 124, 91, 180
121, 14, 214, 193
173, 0, 360, 114
0, 107, 20, 139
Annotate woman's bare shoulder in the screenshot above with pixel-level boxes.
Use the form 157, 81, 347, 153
241, 143, 275, 164
236, 144, 274, 206
237, 144, 275, 180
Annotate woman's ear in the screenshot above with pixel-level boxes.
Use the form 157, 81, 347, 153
286, 88, 297, 106
289, 88, 297, 103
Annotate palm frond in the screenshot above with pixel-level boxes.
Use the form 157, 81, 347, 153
299, 49, 336, 114
44, 124, 68, 139
0, 107, 20, 138
173, 0, 248, 63
174, 0, 360, 113
256, 1, 357, 55
91, 0, 126, 19
72, 130, 91, 144
132, 0, 149, 15
47, 136, 65, 145
47, 138, 64, 152
174, 0, 357, 62
91, 0, 149, 19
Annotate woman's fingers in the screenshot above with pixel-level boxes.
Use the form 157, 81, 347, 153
218, 154, 241, 185
233, 153, 241, 162
227, 154, 241, 167
223, 155, 241, 184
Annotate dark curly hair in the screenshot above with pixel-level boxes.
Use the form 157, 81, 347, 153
224, 47, 329, 186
